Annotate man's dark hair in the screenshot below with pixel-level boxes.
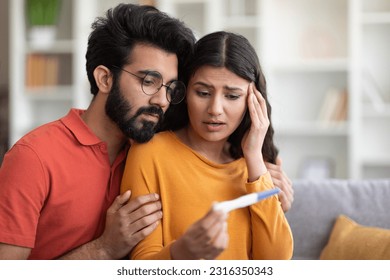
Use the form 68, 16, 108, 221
86, 4, 196, 95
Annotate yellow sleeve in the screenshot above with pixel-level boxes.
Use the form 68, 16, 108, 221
246, 172, 294, 259
120, 142, 173, 260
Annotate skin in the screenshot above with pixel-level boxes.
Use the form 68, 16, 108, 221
170, 66, 270, 259
0, 44, 178, 260
266, 157, 294, 212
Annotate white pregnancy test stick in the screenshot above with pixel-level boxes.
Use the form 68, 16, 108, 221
213, 188, 280, 213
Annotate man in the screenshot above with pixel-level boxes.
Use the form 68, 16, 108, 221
0, 4, 196, 259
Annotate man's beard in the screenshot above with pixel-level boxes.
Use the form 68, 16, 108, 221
105, 81, 164, 143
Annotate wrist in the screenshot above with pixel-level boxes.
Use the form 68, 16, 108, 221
170, 239, 192, 260
57, 237, 115, 260
93, 237, 115, 260
246, 159, 267, 182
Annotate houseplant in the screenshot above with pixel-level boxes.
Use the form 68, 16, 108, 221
26, 0, 61, 46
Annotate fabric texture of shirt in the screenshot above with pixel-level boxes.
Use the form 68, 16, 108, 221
121, 131, 293, 260
0, 109, 128, 259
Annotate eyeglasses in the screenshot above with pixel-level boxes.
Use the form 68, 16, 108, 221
113, 66, 186, 105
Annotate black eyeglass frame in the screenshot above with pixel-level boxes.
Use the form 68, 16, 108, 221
112, 66, 186, 105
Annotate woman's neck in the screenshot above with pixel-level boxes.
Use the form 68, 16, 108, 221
175, 126, 234, 164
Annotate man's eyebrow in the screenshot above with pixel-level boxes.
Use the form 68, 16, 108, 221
140, 70, 178, 83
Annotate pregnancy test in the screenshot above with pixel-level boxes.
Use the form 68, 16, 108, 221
213, 188, 280, 213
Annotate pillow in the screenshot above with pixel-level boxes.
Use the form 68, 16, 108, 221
320, 215, 390, 260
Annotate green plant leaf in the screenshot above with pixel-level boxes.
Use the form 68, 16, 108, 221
26, 0, 61, 26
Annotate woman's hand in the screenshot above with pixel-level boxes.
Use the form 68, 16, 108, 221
170, 209, 228, 260
242, 83, 269, 181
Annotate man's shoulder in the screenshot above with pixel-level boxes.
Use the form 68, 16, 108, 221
15, 109, 85, 150
16, 119, 69, 148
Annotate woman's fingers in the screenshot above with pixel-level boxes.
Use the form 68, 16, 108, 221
247, 83, 269, 129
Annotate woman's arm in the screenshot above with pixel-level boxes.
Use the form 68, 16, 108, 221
246, 175, 293, 260
120, 146, 169, 259
241, 84, 293, 259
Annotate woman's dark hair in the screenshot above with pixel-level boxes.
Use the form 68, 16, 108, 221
86, 4, 196, 95
161, 31, 278, 163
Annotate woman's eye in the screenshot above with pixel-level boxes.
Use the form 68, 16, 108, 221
226, 94, 240, 100
196, 91, 210, 97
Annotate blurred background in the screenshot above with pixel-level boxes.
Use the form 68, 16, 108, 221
0, 0, 389, 180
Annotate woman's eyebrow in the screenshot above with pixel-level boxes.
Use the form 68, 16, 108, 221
223, 85, 245, 92
193, 81, 213, 89
193, 81, 246, 92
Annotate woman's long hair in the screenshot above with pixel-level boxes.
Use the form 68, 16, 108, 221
160, 31, 278, 163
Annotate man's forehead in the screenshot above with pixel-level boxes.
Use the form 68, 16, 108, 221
127, 44, 179, 79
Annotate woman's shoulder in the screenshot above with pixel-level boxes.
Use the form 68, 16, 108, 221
126, 131, 183, 166
130, 131, 177, 153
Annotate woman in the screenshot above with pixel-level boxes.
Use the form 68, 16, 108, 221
121, 31, 293, 260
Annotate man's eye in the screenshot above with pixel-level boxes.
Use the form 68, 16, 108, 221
143, 80, 154, 86
143, 77, 159, 87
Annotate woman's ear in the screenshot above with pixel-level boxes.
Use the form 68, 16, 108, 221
93, 65, 113, 94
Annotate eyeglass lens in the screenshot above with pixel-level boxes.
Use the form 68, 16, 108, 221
142, 72, 185, 104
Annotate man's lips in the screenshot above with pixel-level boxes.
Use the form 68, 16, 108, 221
141, 112, 159, 121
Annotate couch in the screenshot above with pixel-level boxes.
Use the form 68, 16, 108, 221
285, 179, 390, 260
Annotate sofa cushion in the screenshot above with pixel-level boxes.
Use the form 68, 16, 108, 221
320, 215, 390, 260
285, 179, 390, 259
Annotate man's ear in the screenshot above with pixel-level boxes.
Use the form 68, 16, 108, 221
93, 65, 113, 94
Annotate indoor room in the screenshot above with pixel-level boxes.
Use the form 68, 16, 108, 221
1, 0, 390, 179
0, 0, 390, 264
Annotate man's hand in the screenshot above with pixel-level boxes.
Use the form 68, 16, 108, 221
265, 157, 294, 212
59, 191, 162, 259
98, 191, 162, 259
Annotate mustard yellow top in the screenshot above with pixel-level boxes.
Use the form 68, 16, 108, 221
121, 131, 293, 260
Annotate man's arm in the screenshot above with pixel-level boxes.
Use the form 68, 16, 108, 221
0, 191, 162, 260
58, 191, 162, 259
0, 243, 31, 260
265, 157, 294, 212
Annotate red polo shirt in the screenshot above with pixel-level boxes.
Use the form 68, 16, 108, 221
0, 109, 129, 259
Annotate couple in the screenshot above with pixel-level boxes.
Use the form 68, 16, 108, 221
0, 3, 293, 260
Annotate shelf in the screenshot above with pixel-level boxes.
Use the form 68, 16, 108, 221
361, 157, 390, 167
362, 12, 390, 24
25, 86, 74, 101
274, 121, 349, 137
26, 40, 75, 54
362, 103, 390, 117
271, 58, 348, 72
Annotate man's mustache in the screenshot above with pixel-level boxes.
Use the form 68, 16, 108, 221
135, 106, 164, 120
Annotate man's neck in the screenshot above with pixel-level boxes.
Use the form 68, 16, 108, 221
81, 99, 127, 165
